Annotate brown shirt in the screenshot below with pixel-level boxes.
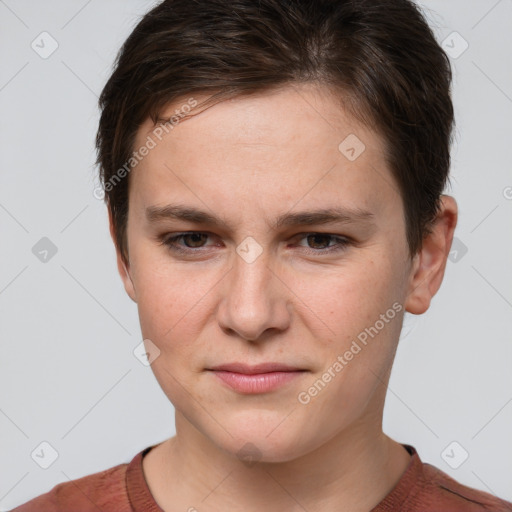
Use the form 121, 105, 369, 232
11, 444, 512, 511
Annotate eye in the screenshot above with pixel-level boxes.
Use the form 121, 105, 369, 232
160, 232, 214, 253
294, 233, 351, 254
159, 231, 351, 256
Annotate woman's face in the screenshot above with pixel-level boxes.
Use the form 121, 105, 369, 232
116, 84, 420, 462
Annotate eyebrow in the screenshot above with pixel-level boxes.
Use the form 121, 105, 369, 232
145, 204, 375, 230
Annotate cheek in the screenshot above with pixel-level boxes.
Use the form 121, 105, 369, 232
136, 279, 205, 349
129, 249, 187, 342
290, 258, 395, 334
297, 256, 405, 380
130, 252, 225, 361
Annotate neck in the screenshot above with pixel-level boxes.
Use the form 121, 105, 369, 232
143, 409, 411, 512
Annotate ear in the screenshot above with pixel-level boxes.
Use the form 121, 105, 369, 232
108, 206, 137, 303
404, 195, 458, 315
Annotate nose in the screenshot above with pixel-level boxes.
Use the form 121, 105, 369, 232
216, 249, 291, 342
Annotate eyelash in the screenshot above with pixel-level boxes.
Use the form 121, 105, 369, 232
159, 232, 352, 256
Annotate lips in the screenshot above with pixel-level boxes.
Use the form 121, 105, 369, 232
207, 362, 303, 374
206, 362, 307, 394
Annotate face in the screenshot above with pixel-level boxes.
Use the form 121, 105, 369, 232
114, 84, 433, 463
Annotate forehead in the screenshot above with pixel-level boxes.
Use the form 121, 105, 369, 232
130, 84, 399, 223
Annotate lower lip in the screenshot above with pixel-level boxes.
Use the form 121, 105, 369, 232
209, 370, 305, 394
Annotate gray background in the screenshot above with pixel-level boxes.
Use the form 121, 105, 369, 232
1, 0, 511, 509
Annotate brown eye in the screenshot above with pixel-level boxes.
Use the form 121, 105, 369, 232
296, 233, 351, 254
180, 233, 208, 248
161, 232, 214, 254
305, 234, 334, 250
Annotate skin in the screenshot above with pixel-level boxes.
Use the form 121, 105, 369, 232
109, 83, 457, 511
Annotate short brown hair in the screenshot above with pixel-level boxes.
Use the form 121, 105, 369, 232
96, 0, 454, 265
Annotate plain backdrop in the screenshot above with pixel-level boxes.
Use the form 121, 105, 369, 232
1, 0, 511, 509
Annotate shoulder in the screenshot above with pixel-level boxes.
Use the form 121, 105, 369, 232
376, 445, 512, 512
10, 458, 132, 512
411, 460, 512, 511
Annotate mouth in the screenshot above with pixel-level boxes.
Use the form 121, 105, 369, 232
206, 362, 307, 394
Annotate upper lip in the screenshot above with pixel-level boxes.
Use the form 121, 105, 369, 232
208, 363, 304, 374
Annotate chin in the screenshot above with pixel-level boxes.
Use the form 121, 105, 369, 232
214, 419, 312, 465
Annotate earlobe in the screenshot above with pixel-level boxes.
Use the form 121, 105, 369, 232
108, 206, 137, 303
116, 252, 137, 303
404, 251, 432, 315
404, 195, 458, 315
